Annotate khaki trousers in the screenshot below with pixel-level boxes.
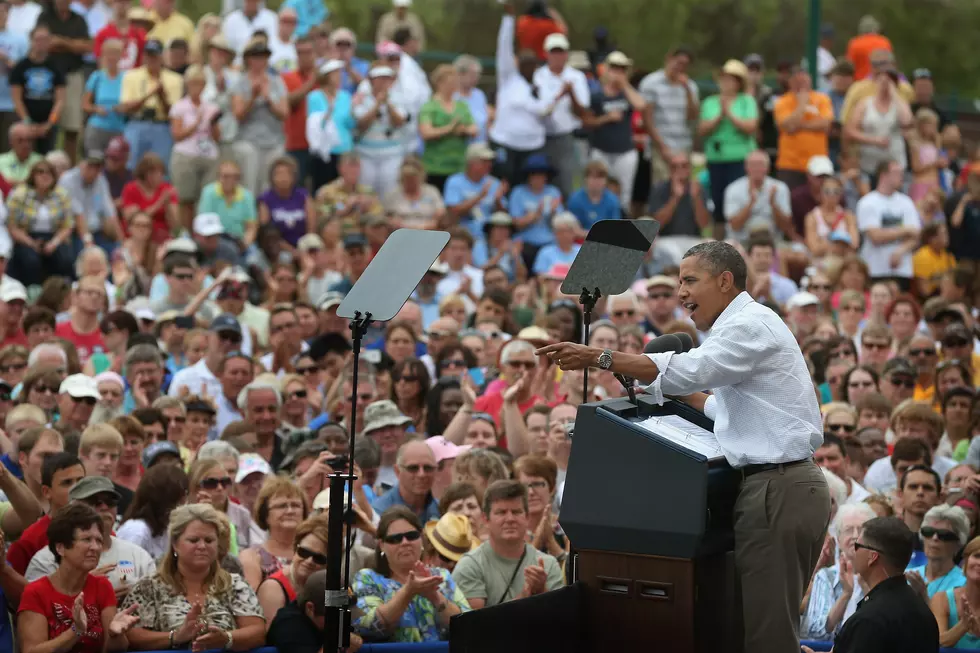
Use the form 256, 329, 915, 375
734, 460, 830, 653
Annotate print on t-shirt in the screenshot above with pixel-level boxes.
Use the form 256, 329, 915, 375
23, 66, 54, 100
880, 211, 903, 229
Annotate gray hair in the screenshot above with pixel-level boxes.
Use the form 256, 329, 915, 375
821, 467, 847, 508
683, 241, 748, 291
152, 396, 186, 415
197, 440, 241, 464
453, 54, 482, 76
45, 150, 71, 171
124, 344, 164, 375
829, 502, 876, 541
922, 504, 971, 546
499, 339, 535, 365
552, 212, 579, 230
237, 381, 283, 412
28, 343, 68, 368
608, 290, 642, 313
75, 246, 108, 278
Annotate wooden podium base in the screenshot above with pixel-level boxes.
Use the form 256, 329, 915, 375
575, 549, 743, 653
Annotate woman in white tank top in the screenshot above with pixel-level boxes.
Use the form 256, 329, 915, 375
845, 70, 912, 177
804, 176, 859, 258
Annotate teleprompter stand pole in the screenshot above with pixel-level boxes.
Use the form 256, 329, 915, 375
324, 311, 371, 653
578, 287, 600, 403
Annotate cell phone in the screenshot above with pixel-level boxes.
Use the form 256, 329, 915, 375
467, 367, 485, 387
174, 316, 195, 330
328, 454, 349, 471
211, 111, 223, 124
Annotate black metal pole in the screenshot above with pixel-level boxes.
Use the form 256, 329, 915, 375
324, 311, 371, 653
578, 287, 600, 402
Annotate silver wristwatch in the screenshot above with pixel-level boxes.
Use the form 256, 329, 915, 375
597, 348, 613, 370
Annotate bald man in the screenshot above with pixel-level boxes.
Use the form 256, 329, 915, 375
371, 439, 440, 522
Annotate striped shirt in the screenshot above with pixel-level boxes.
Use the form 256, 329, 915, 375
644, 292, 823, 468
800, 564, 865, 640
638, 69, 699, 153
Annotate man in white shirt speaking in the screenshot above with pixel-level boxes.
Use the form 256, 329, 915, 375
537, 240, 830, 653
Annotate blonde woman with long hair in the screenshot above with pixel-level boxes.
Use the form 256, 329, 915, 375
189, 13, 221, 65
909, 107, 945, 202
122, 503, 266, 651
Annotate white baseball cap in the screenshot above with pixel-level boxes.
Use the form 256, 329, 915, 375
543, 33, 570, 52
786, 291, 821, 310
807, 155, 834, 177
0, 285, 26, 303
193, 212, 224, 237
236, 453, 273, 483
393, 0, 412, 6
59, 374, 101, 400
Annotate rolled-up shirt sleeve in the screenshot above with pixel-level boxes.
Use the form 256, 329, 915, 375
642, 320, 776, 402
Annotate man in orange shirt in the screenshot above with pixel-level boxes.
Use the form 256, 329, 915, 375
282, 36, 318, 185
846, 15, 892, 80
774, 66, 833, 189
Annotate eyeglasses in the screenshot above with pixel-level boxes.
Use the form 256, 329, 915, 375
853, 541, 885, 555
402, 463, 436, 474
287, 389, 308, 401
200, 477, 233, 489
827, 423, 856, 433
809, 284, 832, 292
383, 530, 422, 545
909, 348, 936, 357
920, 526, 959, 542
524, 480, 549, 491
296, 365, 320, 375
612, 310, 636, 318
296, 546, 328, 565
648, 293, 673, 300
72, 396, 97, 406
888, 377, 915, 389
0, 362, 26, 374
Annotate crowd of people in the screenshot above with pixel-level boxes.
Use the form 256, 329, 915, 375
0, 0, 970, 649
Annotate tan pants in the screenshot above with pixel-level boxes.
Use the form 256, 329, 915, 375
734, 460, 830, 653
649, 146, 671, 185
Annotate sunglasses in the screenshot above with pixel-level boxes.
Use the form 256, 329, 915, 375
854, 541, 885, 555
888, 377, 915, 389
287, 389, 308, 400
0, 362, 26, 373
827, 423, 856, 433
296, 365, 320, 375
72, 396, 97, 406
173, 273, 194, 281
85, 494, 119, 508
167, 415, 186, 424
200, 477, 233, 489
648, 293, 673, 300
383, 530, 422, 545
33, 385, 56, 394
862, 342, 890, 350
908, 348, 936, 357
944, 339, 970, 348
920, 526, 959, 543
508, 361, 536, 370
219, 332, 242, 344
613, 310, 636, 317
296, 546, 328, 565
441, 359, 467, 369
848, 380, 875, 388
402, 463, 436, 474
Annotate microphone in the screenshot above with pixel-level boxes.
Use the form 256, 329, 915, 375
673, 332, 694, 352
613, 372, 637, 405
643, 333, 685, 355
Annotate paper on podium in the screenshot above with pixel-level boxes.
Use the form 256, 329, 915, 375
635, 414, 726, 461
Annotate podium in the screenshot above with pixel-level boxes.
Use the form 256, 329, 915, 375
560, 395, 744, 653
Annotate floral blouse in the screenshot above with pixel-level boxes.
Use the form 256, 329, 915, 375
121, 573, 264, 632
6, 185, 74, 233
352, 567, 470, 642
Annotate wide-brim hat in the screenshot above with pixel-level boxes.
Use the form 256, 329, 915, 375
243, 37, 272, 58
424, 514, 481, 562
483, 211, 515, 236
362, 399, 413, 434
720, 59, 749, 84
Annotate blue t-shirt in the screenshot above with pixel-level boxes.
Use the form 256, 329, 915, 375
84, 70, 125, 133
306, 89, 355, 154
532, 243, 580, 276
282, 0, 329, 37
906, 564, 966, 598
509, 184, 564, 247
472, 242, 518, 281
566, 188, 621, 229
0, 32, 28, 113
340, 58, 369, 95
455, 88, 488, 144
443, 173, 506, 240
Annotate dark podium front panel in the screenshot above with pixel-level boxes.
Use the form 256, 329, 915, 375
559, 395, 743, 653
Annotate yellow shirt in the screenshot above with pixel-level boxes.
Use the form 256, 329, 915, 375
912, 246, 956, 296
840, 78, 915, 126
146, 11, 195, 45
120, 66, 185, 121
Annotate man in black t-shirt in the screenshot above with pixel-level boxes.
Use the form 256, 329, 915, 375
37, 0, 90, 162
8, 24, 65, 155
944, 165, 980, 265
909, 68, 951, 130
267, 570, 363, 653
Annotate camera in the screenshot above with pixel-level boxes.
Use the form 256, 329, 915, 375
328, 454, 350, 470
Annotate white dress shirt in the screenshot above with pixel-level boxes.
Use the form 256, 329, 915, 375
168, 358, 223, 399
532, 64, 590, 137
221, 8, 278, 59
644, 292, 823, 468
488, 16, 552, 152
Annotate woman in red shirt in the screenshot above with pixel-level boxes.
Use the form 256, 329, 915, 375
120, 153, 178, 244
18, 503, 140, 653
255, 514, 329, 625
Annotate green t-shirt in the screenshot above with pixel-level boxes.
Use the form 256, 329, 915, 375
419, 99, 474, 176
700, 93, 758, 164
451, 542, 564, 607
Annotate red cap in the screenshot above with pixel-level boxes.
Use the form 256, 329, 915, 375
105, 136, 130, 158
